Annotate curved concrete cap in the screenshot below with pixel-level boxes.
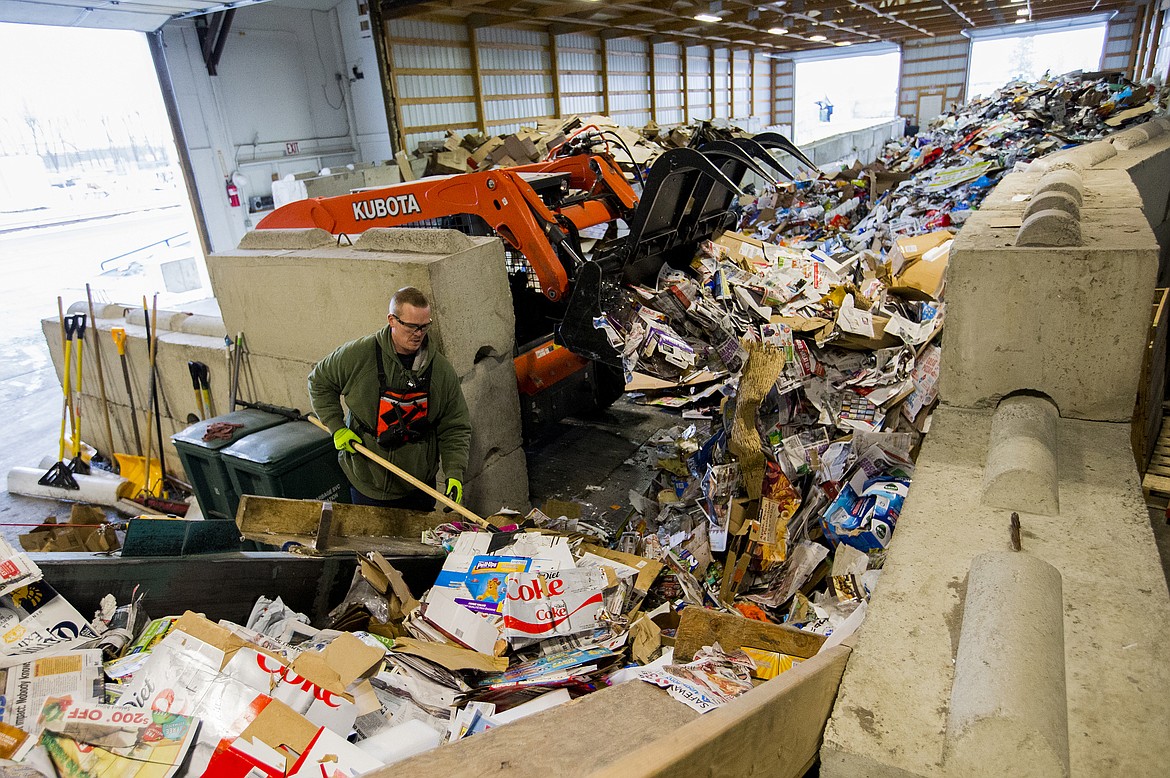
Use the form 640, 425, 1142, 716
1024, 190, 1081, 221
1033, 169, 1084, 205
1110, 126, 1152, 151
124, 307, 191, 333
982, 394, 1059, 515
1067, 140, 1118, 167
946, 551, 1068, 778
66, 300, 126, 320
175, 314, 229, 339
1141, 118, 1167, 138
1015, 209, 1082, 247
237, 228, 336, 250
355, 228, 475, 255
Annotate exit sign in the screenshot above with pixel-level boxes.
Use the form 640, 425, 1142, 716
284, 141, 300, 155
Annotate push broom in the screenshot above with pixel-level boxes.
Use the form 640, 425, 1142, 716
11, 302, 133, 505
38, 299, 79, 490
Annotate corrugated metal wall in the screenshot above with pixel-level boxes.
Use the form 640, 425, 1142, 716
686, 45, 712, 121
559, 34, 604, 117
384, 18, 1140, 155
753, 53, 772, 123
1157, 6, 1170, 82
476, 27, 556, 135
607, 37, 652, 126
713, 48, 730, 119
654, 42, 685, 126
898, 34, 970, 126
385, 24, 786, 152
731, 49, 751, 123
772, 58, 795, 134
387, 19, 477, 152
1101, 4, 1139, 73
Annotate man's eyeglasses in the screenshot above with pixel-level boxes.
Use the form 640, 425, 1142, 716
393, 316, 432, 334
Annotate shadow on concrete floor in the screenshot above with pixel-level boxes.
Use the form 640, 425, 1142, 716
526, 398, 689, 534
1147, 507, 1170, 594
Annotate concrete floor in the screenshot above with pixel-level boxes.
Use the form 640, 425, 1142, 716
526, 398, 685, 531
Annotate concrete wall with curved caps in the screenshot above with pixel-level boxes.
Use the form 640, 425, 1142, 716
43, 228, 530, 515
939, 125, 1166, 422
822, 117, 1170, 778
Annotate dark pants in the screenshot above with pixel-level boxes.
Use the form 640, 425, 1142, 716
350, 486, 435, 512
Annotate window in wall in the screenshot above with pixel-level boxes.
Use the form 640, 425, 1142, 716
793, 50, 900, 145
967, 23, 1107, 100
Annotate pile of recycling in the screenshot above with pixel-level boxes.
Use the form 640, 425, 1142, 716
567, 69, 1170, 691
0, 72, 1165, 777
418, 112, 744, 176
739, 70, 1166, 258
0, 515, 792, 776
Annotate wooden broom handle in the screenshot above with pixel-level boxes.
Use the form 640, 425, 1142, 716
305, 414, 491, 530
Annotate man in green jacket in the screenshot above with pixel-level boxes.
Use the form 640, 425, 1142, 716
309, 286, 471, 510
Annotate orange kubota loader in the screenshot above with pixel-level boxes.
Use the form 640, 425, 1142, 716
257, 128, 817, 438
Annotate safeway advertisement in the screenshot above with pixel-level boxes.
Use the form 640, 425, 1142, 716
500, 569, 607, 641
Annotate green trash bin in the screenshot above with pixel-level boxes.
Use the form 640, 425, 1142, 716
171, 409, 289, 520
221, 420, 349, 504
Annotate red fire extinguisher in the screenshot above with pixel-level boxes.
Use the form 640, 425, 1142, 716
226, 178, 240, 208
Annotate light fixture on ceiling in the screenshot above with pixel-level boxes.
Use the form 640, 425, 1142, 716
835, 41, 853, 46
1016, 8, 1029, 16
809, 33, 826, 41
768, 26, 789, 35
695, 13, 722, 22
1015, 18, 1026, 23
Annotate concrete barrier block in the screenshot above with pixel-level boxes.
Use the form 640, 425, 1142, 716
174, 314, 228, 339
237, 228, 336, 250
981, 395, 1060, 516
41, 314, 230, 427
820, 407, 1170, 778
980, 169, 1139, 211
1095, 128, 1170, 230
459, 445, 529, 515
1035, 169, 1084, 204
235, 353, 316, 414
945, 551, 1067, 777
456, 354, 522, 482
208, 230, 514, 377
303, 170, 367, 199
1023, 191, 1081, 221
124, 306, 191, 332
76, 394, 189, 481
1015, 209, 1082, 247
361, 164, 402, 188
1110, 125, 1153, 151
354, 228, 474, 255
940, 207, 1157, 421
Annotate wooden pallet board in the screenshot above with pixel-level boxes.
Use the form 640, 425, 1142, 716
1143, 409, 1170, 508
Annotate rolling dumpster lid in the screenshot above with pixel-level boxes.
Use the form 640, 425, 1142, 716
220, 421, 334, 472
171, 409, 288, 451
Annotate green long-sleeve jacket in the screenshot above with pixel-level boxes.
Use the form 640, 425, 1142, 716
308, 325, 471, 500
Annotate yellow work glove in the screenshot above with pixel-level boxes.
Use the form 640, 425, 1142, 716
445, 478, 463, 505
333, 428, 361, 454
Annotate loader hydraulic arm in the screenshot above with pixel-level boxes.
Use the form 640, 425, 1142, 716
256, 154, 636, 302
